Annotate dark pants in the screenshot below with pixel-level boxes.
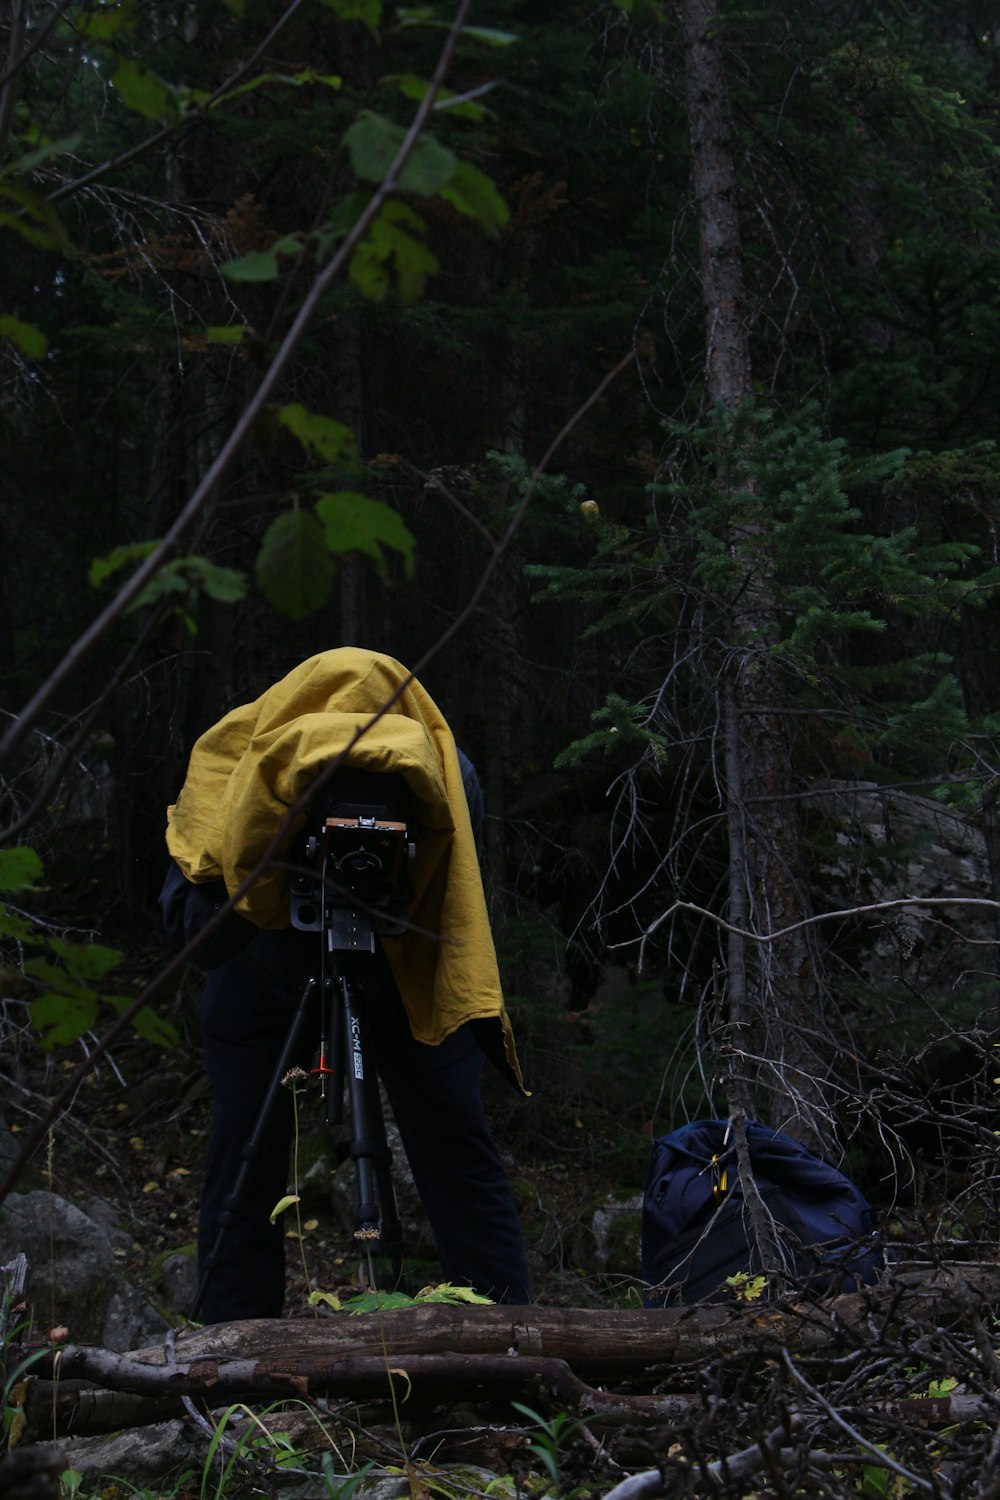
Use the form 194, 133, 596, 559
196, 936, 531, 1321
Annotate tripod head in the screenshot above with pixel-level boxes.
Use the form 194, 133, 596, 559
289, 768, 414, 952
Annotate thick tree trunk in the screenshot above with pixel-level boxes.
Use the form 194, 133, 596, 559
679, 0, 826, 1148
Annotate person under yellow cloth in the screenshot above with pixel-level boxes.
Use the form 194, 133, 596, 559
160, 648, 531, 1321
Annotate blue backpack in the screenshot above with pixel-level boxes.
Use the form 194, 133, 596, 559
641, 1118, 882, 1307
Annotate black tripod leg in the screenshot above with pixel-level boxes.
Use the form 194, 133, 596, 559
339, 973, 405, 1289
191, 976, 317, 1321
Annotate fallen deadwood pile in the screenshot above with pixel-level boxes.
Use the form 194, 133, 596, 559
9, 1261, 999, 1442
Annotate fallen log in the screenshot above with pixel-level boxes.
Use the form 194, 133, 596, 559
17, 1348, 701, 1438
125, 1261, 1000, 1376
11, 1263, 997, 1441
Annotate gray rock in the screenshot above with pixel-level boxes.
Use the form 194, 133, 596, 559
0, 1191, 167, 1349
60, 1420, 203, 1490
811, 781, 996, 1006
156, 1248, 198, 1314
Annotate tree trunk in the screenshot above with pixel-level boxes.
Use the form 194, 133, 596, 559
679, 0, 827, 1149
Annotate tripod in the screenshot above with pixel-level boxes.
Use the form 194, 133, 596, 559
191, 845, 408, 1321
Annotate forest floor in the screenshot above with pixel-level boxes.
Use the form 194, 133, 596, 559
2, 849, 661, 1326
6, 864, 1000, 1498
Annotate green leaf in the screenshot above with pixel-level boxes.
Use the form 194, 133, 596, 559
276, 404, 359, 465
111, 58, 179, 123
307, 1289, 343, 1310
75, 3, 135, 40
30, 991, 99, 1049
204, 325, 247, 344
213, 69, 343, 106
317, 0, 382, 28
349, 201, 438, 303
109, 1000, 177, 1047
343, 1289, 416, 1313
384, 73, 489, 122
0, 181, 70, 250
129, 556, 249, 611
256, 510, 336, 619
396, 11, 517, 44
0, 847, 43, 893
415, 1283, 493, 1304
315, 490, 416, 575
0, 314, 47, 361
46, 937, 122, 982
221, 248, 280, 282
439, 160, 508, 234
221, 235, 304, 282
92, 545, 245, 613
89, 541, 158, 589
0, 906, 35, 941
182, 558, 248, 604
345, 112, 456, 196
270, 1193, 301, 1223
11, 134, 82, 174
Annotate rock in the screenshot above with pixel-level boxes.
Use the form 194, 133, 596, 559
0, 1191, 167, 1349
59, 1420, 203, 1490
155, 1247, 198, 1315
591, 1194, 643, 1275
810, 781, 996, 1006
0, 1442, 65, 1500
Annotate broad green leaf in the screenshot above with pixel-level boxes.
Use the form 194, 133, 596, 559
221, 235, 303, 282
415, 1283, 493, 1304
111, 58, 179, 123
0, 906, 35, 940
345, 112, 456, 196
343, 1289, 416, 1313
89, 540, 157, 589
0, 315, 47, 361
214, 69, 343, 107
318, 0, 381, 28
106, 998, 177, 1048
204, 324, 247, 344
349, 201, 438, 303
0, 181, 70, 250
12, 133, 82, 173
307, 1289, 343, 1310
221, 247, 280, 282
315, 190, 374, 263
127, 556, 248, 611
256, 510, 336, 619
46, 937, 122, 982
0, 847, 43, 893
183, 558, 248, 604
270, 1193, 301, 1222
316, 490, 416, 575
384, 74, 488, 122
440, 161, 508, 235
396, 12, 517, 44
75, 3, 135, 40
276, 404, 359, 465
30, 990, 99, 1049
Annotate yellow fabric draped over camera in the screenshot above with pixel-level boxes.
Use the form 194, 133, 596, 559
165, 649, 521, 1082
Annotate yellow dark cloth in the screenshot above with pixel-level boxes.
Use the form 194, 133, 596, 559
165, 649, 521, 1083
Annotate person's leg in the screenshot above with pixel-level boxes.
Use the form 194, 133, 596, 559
367, 980, 531, 1304
196, 956, 317, 1322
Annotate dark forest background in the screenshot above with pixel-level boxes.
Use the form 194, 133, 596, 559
3, 0, 1000, 1282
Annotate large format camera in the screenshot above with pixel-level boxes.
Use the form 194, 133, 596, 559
289, 769, 413, 951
